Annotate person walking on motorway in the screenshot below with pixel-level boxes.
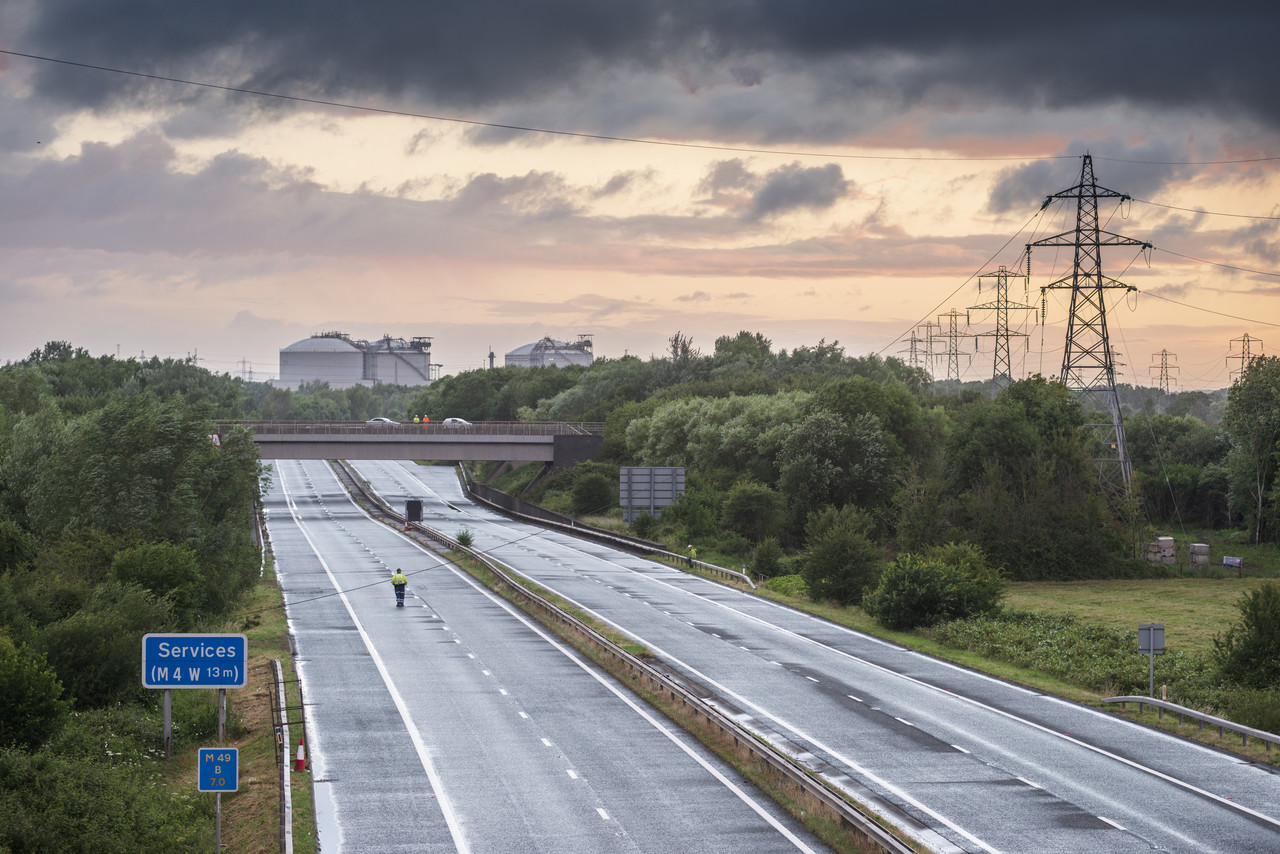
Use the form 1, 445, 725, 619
391, 569, 408, 607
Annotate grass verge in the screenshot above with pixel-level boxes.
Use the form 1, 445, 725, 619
221, 560, 317, 854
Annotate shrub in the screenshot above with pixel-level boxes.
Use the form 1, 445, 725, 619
753, 538, 783, 578
112, 542, 203, 629
801, 510, 883, 606
629, 513, 658, 539
1218, 687, 1280, 733
571, 472, 613, 517
35, 583, 172, 708
0, 747, 213, 852
455, 529, 474, 548
765, 574, 809, 598
0, 638, 69, 751
1213, 580, 1280, 689
864, 544, 1005, 631
930, 610, 1214, 695
721, 481, 785, 543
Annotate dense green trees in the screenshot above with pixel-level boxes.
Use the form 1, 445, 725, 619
1214, 581, 1280, 689
0, 637, 69, 750
1223, 356, 1280, 543
0, 345, 266, 852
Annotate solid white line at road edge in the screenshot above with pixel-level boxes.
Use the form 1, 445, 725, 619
278, 466, 471, 854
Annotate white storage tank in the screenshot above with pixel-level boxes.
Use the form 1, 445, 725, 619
505, 335, 594, 368
276, 332, 433, 390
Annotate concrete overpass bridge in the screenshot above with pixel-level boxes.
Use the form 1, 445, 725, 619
225, 421, 604, 465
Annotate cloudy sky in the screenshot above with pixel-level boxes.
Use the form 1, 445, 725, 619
2, 1, 1278, 389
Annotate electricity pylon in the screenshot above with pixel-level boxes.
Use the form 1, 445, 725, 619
936, 309, 972, 382
1228, 333, 1263, 382
1027, 154, 1150, 498
1149, 350, 1178, 399
969, 263, 1036, 392
899, 327, 928, 371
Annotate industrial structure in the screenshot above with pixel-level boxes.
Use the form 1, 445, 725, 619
276, 332, 435, 390
504, 335, 594, 368
1028, 154, 1149, 499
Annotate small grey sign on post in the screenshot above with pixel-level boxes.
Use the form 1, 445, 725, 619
1139, 623, 1165, 698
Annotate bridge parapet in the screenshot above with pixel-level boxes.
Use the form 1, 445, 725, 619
225, 421, 603, 463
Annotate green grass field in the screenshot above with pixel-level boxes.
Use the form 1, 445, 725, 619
1002, 579, 1271, 657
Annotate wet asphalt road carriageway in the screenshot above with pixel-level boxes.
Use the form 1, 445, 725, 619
354, 462, 1280, 854
264, 460, 832, 854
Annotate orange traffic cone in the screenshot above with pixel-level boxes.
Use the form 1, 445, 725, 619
294, 736, 307, 772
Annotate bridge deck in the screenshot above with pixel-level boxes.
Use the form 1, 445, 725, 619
227, 421, 603, 462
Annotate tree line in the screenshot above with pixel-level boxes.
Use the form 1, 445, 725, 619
0, 343, 265, 851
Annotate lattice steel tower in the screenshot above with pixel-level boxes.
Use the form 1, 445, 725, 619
1149, 350, 1178, 398
1228, 333, 1263, 382
936, 309, 971, 382
1028, 154, 1149, 495
970, 263, 1036, 392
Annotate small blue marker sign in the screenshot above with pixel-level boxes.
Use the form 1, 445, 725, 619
142, 633, 247, 689
198, 748, 238, 792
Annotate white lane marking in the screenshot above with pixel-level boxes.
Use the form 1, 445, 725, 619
357, 467, 823, 854
401, 469, 1280, 837
482, 670, 491, 677
894, 717, 915, 727
519, 712, 529, 720
806, 676, 820, 683
499, 689, 508, 696
597, 808, 610, 821
848, 695, 864, 703
1099, 816, 1126, 830
567, 769, 579, 780
951, 745, 970, 754
541, 738, 553, 747
1016, 777, 1040, 789
278, 469, 471, 854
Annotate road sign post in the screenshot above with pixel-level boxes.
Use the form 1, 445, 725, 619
142, 633, 246, 758
199, 747, 238, 852
1138, 623, 1165, 698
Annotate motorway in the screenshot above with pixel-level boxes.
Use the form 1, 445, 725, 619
345, 460, 1280, 854
264, 459, 832, 854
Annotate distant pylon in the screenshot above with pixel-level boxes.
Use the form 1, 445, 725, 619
969, 263, 1036, 392
1149, 350, 1178, 399
1027, 154, 1150, 497
898, 327, 927, 371
1228, 333, 1263, 382
936, 309, 972, 382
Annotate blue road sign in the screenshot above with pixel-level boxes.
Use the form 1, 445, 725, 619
142, 633, 247, 689
198, 748, 239, 792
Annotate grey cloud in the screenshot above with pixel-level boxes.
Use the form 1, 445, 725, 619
748, 162, 847, 220
450, 171, 582, 217
700, 159, 755, 195
987, 139, 1195, 215
13, 1, 1280, 146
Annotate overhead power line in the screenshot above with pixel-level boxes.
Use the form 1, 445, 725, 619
2, 48, 1077, 162
7, 48, 1280, 166
1130, 198, 1280, 221
1139, 291, 1280, 328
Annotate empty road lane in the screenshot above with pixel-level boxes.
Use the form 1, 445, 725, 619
350, 460, 1280, 854
265, 459, 831, 854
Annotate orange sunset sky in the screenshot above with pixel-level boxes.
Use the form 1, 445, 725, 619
3, 1, 1278, 389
